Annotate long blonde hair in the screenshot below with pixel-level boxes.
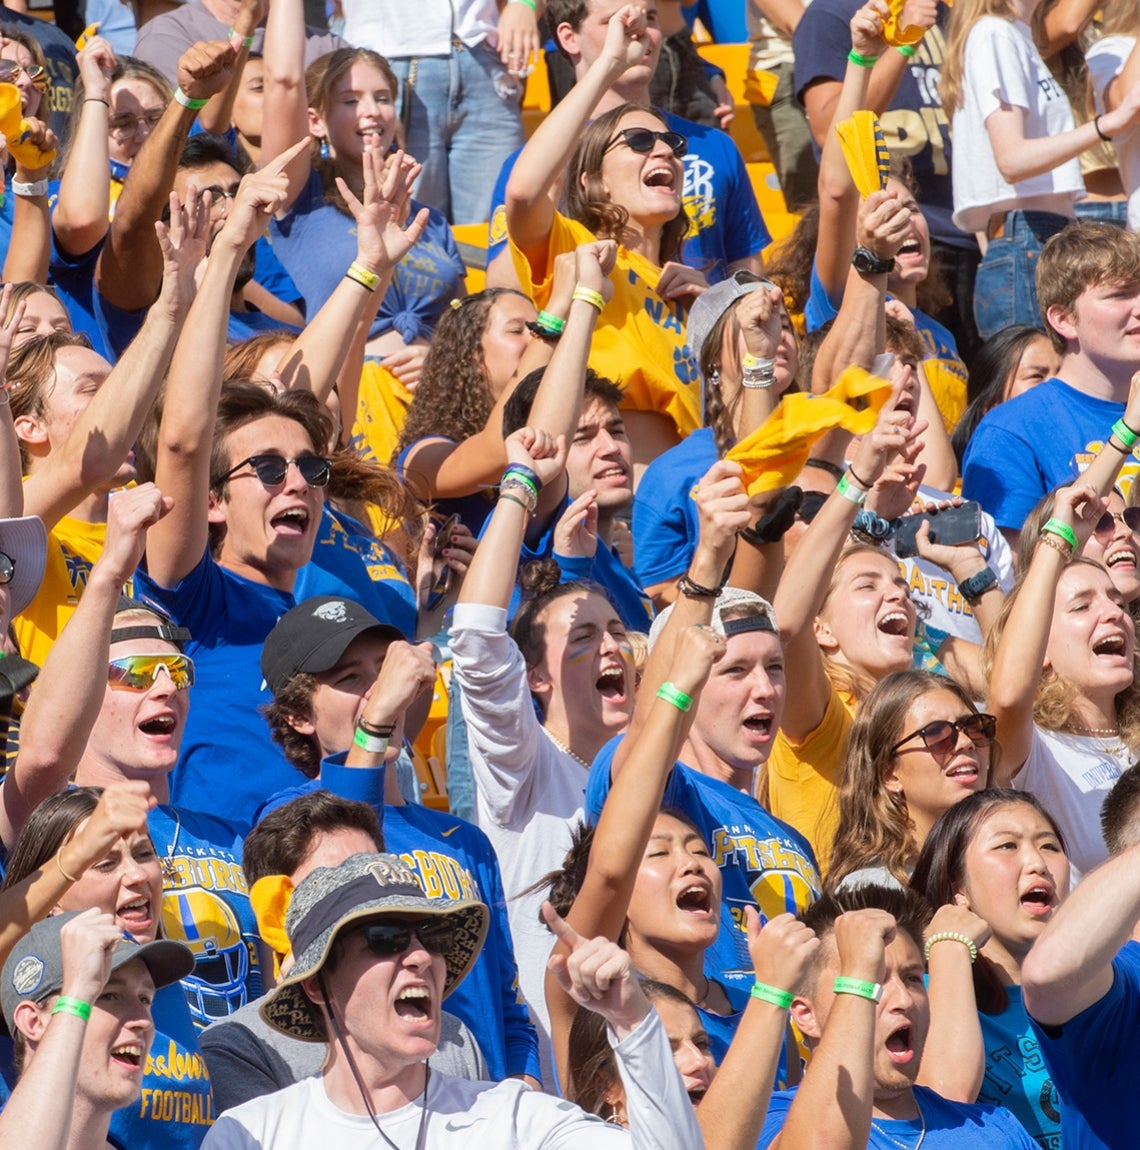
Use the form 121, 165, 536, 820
941, 0, 1019, 119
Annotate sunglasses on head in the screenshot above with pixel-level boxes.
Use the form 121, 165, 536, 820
361, 919, 454, 958
107, 654, 195, 692
222, 454, 332, 488
0, 60, 48, 92
1094, 507, 1140, 538
890, 713, 997, 757
604, 126, 688, 159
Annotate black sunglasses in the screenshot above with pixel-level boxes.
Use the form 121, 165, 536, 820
362, 919, 454, 958
222, 454, 332, 488
1094, 507, 1140, 538
0, 551, 13, 585
604, 127, 688, 159
890, 713, 997, 757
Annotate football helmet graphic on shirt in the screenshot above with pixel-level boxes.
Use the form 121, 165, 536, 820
161, 888, 250, 1026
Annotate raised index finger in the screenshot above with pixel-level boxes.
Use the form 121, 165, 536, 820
262, 137, 311, 175
541, 900, 586, 950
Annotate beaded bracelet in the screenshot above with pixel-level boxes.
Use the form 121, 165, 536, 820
924, 931, 978, 964
571, 285, 606, 312
502, 471, 539, 500
173, 87, 208, 110
1112, 418, 1139, 450
500, 478, 538, 514
1041, 517, 1078, 554
346, 260, 380, 292
503, 463, 541, 492
741, 353, 777, 389
353, 726, 389, 755
833, 976, 882, 1002
847, 50, 879, 68
656, 681, 693, 712
52, 996, 92, 1022
751, 981, 794, 1010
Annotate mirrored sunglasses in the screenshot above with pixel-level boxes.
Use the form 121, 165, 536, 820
107, 654, 195, 692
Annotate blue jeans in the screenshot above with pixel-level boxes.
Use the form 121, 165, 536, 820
1075, 199, 1129, 227
973, 210, 1071, 340
390, 40, 525, 225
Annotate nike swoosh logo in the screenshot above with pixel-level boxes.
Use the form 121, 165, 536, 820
440, 825, 461, 837
445, 1118, 484, 1131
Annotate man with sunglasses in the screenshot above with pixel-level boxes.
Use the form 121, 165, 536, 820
484, 0, 769, 291
202, 852, 703, 1149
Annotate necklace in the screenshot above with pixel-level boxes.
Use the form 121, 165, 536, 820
1065, 722, 1120, 737
694, 975, 711, 1008
161, 806, 182, 883
870, 1099, 925, 1150
544, 728, 592, 769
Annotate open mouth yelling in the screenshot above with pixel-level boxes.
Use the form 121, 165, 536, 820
110, 1044, 145, 1071
596, 666, 628, 704
1020, 883, 1055, 917
271, 507, 310, 537
944, 759, 979, 785
878, 611, 912, 638
643, 165, 677, 194
883, 1023, 915, 1065
116, 897, 154, 935
138, 714, 177, 738
1092, 633, 1129, 659
394, 985, 434, 1025
687, 1085, 708, 1106
743, 713, 773, 743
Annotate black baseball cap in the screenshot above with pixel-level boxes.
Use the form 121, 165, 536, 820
261, 596, 403, 695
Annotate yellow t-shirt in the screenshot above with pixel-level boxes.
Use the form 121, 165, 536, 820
348, 361, 415, 473
14, 516, 108, 669
509, 213, 702, 439
767, 688, 857, 875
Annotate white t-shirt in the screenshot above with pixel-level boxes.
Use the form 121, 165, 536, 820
451, 603, 592, 1083
1086, 36, 1140, 232
341, 0, 499, 55
1013, 726, 1127, 884
951, 17, 1084, 233
201, 1010, 702, 1150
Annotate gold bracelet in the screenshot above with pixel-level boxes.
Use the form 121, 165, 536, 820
571, 285, 606, 312
55, 851, 80, 884
346, 260, 380, 292
1038, 532, 1073, 558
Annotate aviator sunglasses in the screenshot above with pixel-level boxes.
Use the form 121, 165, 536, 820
107, 654, 195, 692
604, 126, 688, 159
222, 454, 333, 489
1093, 507, 1140, 539
362, 919, 455, 957
889, 713, 996, 757
0, 60, 48, 92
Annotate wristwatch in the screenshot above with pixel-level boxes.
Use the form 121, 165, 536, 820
852, 246, 896, 275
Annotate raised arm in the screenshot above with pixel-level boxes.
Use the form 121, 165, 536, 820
504, 3, 651, 273
197, 0, 266, 137
545, 624, 722, 1079
21, 195, 204, 532
95, 40, 236, 312
1022, 838, 1140, 1025
2, 118, 56, 285
0, 484, 169, 849
51, 36, 116, 259
260, 0, 316, 213
987, 482, 1105, 784
144, 142, 307, 589
0, 290, 27, 516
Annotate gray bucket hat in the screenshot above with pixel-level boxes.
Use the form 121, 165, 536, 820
0, 515, 47, 618
2, 911, 194, 1031
260, 853, 489, 1042
685, 272, 776, 368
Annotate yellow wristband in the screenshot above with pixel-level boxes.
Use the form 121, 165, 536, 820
571, 285, 606, 312
346, 260, 381, 292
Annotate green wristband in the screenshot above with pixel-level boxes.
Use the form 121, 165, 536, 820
511, 0, 538, 8
833, 976, 883, 1003
536, 310, 566, 333
657, 681, 693, 713
836, 472, 868, 506
751, 981, 794, 1010
1041, 517, 1078, 552
1112, 418, 1139, 450
847, 49, 879, 68
353, 726, 389, 755
52, 996, 92, 1022
896, 43, 918, 58
173, 87, 209, 111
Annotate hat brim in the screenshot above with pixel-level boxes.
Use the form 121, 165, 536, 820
260, 900, 489, 1042
0, 516, 47, 618
265, 619, 404, 694
121, 937, 196, 990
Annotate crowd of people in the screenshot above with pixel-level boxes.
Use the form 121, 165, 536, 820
0, 0, 1138, 1146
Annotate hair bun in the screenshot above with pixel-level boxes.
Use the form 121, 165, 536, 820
519, 559, 563, 599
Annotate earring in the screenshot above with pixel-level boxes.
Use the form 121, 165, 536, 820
708, 367, 721, 388
606, 1104, 623, 1126
319, 138, 330, 160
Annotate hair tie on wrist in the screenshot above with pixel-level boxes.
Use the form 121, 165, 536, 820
924, 931, 979, 964
1095, 114, 1112, 143
54, 852, 80, 884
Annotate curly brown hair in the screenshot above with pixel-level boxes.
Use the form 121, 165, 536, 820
565, 104, 690, 266
262, 671, 322, 778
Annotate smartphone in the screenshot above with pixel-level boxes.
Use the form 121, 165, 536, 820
425, 514, 460, 611
894, 501, 982, 559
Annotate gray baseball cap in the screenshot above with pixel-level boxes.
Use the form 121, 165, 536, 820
685, 272, 776, 368
2, 911, 194, 1031
648, 586, 780, 651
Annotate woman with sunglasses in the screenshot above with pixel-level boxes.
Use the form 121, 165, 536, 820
988, 480, 1140, 885
826, 670, 994, 891
911, 790, 1070, 1147
505, 3, 709, 476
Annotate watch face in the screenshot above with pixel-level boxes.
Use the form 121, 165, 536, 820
854, 247, 893, 274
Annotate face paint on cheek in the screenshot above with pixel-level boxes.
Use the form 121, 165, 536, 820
565, 646, 595, 665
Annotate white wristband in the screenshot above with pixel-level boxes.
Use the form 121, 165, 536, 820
12, 179, 48, 198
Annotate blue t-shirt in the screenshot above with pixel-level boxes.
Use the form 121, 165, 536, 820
793, 0, 968, 250
134, 549, 296, 825
150, 805, 263, 1030
486, 110, 770, 284
110, 982, 216, 1150
294, 505, 417, 639
0, 174, 13, 272
961, 377, 1136, 531
632, 426, 716, 588
226, 307, 299, 343
252, 234, 303, 309
759, 1083, 1038, 1149
46, 187, 111, 357
978, 986, 1060, 1150
697, 996, 746, 1067
1029, 939, 1140, 1150
585, 735, 821, 995
258, 754, 542, 1083
270, 170, 464, 344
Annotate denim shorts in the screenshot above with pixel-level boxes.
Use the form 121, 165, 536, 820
973, 210, 1071, 340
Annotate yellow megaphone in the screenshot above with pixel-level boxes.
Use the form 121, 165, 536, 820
0, 82, 56, 170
